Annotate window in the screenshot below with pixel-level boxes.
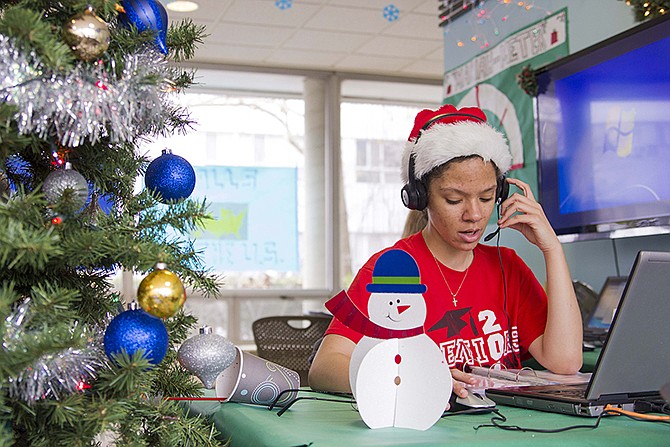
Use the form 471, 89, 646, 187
117, 70, 442, 345
339, 95, 441, 284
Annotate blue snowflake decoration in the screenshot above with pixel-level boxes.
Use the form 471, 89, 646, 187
275, 0, 293, 10
383, 4, 400, 22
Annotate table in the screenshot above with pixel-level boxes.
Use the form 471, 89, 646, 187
186, 389, 669, 447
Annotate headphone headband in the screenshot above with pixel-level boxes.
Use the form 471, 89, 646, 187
415, 112, 485, 143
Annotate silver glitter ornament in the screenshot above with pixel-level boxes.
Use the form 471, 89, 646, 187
177, 326, 237, 389
42, 162, 89, 210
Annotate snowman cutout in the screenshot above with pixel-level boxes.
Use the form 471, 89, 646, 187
326, 249, 452, 430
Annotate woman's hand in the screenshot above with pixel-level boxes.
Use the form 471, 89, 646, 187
497, 178, 560, 253
451, 368, 476, 398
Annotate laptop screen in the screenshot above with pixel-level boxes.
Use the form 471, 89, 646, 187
586, 276, 628, 330
587, 251, 670, 399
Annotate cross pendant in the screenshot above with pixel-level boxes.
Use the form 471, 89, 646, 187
452, 295, 458, 307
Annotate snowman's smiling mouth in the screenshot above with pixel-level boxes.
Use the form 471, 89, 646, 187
386, 314, 402, 322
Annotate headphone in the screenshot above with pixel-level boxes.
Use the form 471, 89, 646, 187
401, 112, 509, 212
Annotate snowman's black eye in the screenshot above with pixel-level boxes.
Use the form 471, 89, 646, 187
389, 301, 393, 306
396, 299, 400, 304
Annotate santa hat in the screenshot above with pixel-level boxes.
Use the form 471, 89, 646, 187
401, 104, 512, 184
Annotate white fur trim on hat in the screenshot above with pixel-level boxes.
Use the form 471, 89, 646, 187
401, 121, 511, 183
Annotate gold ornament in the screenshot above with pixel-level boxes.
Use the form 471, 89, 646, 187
63, 7, 111, 61
137, 263, 186, 319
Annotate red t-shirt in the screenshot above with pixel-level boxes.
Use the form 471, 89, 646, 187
326, 233, 548, 370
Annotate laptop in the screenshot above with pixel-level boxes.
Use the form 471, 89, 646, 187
583, 276, 628, 343
486, 251, 670, 417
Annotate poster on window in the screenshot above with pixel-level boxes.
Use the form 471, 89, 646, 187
190, 166, 298, 272
443, 8, 569, 190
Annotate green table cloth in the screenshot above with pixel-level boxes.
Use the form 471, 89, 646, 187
186, 389, 668, 447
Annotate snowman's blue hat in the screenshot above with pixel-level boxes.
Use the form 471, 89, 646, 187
366, 249, 427, 294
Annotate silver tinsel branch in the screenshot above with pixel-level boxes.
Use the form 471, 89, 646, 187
0, 34, 176, 147
3, 298, 110, 402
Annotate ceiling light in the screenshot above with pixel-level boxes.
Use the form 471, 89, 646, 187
164, 0, 199, 13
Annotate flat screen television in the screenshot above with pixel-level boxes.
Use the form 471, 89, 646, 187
535, 14, 670, 238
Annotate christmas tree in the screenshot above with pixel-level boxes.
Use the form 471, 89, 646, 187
0, 0, 226, 445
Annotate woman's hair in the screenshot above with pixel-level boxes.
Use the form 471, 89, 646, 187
402, 209, 428, 237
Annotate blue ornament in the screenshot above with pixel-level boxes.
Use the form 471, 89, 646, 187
119, 0, 168, 54
104, 307, 169, 365
145, 149, 196, 203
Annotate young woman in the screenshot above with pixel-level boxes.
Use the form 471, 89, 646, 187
308, 104, 583, 398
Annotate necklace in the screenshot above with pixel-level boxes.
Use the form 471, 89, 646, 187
432, 254, 470, 307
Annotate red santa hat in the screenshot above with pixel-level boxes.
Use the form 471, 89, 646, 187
401, 104, 512, 184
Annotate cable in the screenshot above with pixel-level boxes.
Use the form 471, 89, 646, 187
494, 226, 520, 368
474, 404, 670, 433
474, 408, 607, 433
604, 404, 670, 423
442, 406, 497, 417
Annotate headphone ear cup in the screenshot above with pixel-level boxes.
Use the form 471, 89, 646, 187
415, 179, 428, 210
496, 176, 509, 203
401, 180, 428, 211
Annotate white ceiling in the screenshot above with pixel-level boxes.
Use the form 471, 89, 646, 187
162, 0, 445, 81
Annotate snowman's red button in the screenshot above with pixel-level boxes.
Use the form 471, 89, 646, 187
395, 354, 401, 364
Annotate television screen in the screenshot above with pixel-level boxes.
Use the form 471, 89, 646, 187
535, 15, 670, 237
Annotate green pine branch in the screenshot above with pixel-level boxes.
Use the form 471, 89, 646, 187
167, 19, 208, 63
0, 5, 74, 70
0, 105, 35, 159
0, 191, 62, 271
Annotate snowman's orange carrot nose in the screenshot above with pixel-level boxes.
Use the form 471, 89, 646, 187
397, 305, 411, 314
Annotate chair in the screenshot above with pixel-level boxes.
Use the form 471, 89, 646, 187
252, 315, 332, 385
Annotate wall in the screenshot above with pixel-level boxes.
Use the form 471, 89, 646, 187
446, 0, 670, 290
443, 0, 637, 72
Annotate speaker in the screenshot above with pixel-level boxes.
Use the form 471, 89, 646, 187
496, 174, 509, 203
484, 175, 510, 242
401, 155, 428, 210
